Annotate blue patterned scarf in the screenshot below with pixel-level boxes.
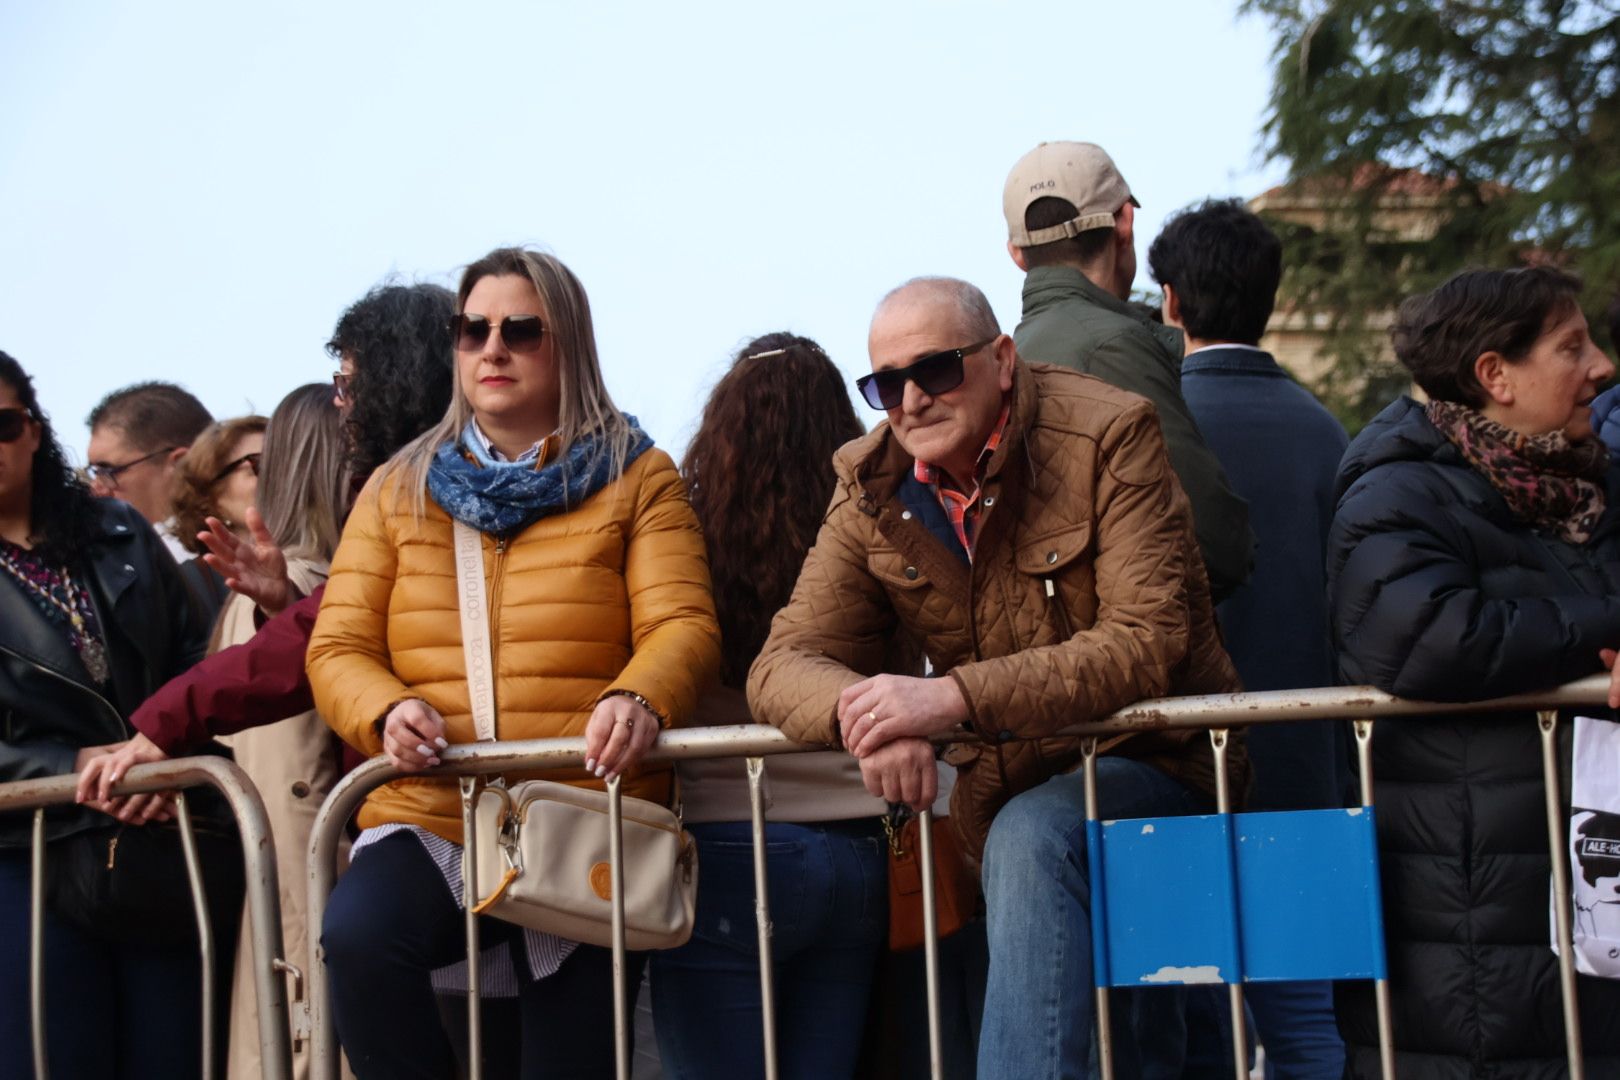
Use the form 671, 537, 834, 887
427, 419, 654, 537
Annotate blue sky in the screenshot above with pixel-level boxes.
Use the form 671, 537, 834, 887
1, 1, 1288, 465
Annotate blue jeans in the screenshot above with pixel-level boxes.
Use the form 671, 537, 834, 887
977, 758, 1207, 1080
650, 819, 887, 1079
323, 831, 646, 1079
0, 846, 212, 1080
1183, 980, 1345, 1079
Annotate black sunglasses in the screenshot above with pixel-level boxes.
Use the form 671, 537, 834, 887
0, 407, 33, 444
855, 338, 997, 411
452, 313, 547, 354
212, 452, 261, 483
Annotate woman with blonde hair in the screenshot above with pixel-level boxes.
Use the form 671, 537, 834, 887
308, 247, 721, 1079
211, 383, 350, 1079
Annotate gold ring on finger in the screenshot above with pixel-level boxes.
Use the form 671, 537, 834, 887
864, 711, 876, 724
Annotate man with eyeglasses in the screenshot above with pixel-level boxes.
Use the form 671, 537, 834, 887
1004, 141, 1255, 604
749, 276, 1242, 1079
85, 381, 213, 562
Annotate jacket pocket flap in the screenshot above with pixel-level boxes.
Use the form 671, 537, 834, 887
1014, 524, 1093, 575
868, 550, 931, 590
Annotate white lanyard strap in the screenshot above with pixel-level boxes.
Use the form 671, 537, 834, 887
453, 520, 497, 742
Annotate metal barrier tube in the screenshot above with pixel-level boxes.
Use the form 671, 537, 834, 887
301, 677, 1616, 1080
29, 808, 47, 1080
1082, 737, 1114, 1080
0, 757, 292, 1080
918, 808, 945, 1080
459, 778, 484, 1080
745, 757, 780, 1080
1540, 710, 1586, 1079
607, 776, 630, 1080
1354, 719, 1396, 1080
174, 792, 217, 1080
1209, 730, 1247, 1080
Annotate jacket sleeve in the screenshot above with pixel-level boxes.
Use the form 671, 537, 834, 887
1329, 469, 1620, 701
949, 401, 1194, 738
598, 452, 722, 728
131, 588, 322, 755
0, 737, 78, 784
1085, 332, 1254, 602
747, 476, 904, 745
306, 478, 410, 757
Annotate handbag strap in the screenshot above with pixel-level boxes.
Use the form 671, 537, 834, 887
453, 520, 497, 743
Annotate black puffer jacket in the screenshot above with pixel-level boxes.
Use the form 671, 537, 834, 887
1327, 397, 1620, 1078
0, 500, 208, 847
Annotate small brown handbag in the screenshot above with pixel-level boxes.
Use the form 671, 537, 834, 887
885, 811, 980, 951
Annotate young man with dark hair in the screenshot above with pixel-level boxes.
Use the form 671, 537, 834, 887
1004, 141, 1254, 602
1149, 198, 1349, 1079
85, 381, 214, 560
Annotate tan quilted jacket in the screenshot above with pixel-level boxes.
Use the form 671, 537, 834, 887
747, 363, 1242, 859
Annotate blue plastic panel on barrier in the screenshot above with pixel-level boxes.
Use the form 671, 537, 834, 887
1089, 808, 1386, 987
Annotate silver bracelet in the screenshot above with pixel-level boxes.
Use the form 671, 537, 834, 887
605, 689, 665, 728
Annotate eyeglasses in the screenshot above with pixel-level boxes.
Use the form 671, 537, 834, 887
0, 408, 34, 444
212, 452, 261, 483
855, 338, 997, 411
452, 313, 547, 354
332, 371, 350, 404
86, 445, 181, 487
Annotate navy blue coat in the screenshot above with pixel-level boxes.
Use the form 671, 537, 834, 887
1327, 397, 1620, 1078
1182, 347, 1350, 810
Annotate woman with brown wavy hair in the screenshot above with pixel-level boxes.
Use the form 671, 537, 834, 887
651, 333, 889, 1079
169, 415, 267, 624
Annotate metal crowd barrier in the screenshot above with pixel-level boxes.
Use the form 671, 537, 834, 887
304, 675, 1611, 1080
0, 755, 295, 1080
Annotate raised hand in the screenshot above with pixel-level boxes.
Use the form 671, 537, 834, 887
199, 507, 293, 614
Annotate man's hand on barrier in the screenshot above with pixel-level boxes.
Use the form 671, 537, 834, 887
73, 739, 176, 824
381, 699, 448, 771
858, 737, 938, 812
838, 674, 968, 757
200, 508, 293, 615
584, 694, 660, 782
1602, 648, 1620, 709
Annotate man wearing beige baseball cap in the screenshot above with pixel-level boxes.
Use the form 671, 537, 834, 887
1003, 141, 1254, 602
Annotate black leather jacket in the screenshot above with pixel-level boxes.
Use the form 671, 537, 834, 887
0, 500, 208, 847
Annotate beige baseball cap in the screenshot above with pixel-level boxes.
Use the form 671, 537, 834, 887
1003, 141, 1139, 247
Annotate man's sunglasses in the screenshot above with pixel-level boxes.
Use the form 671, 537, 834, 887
212, 452, 261, 483
855, 338, 997, 411
86, 445, 182, 487
452, 314, 547, 354
0, 407, 34, 444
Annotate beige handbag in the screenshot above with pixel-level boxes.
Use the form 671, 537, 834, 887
452, 520, 698, 951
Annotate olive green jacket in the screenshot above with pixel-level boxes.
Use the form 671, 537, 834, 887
1014, 266, 1255, 600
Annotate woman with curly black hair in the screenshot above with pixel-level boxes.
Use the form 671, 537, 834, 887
0, 350, 215, 1078
650, 333, 893, 1079
329, 282, 457, 481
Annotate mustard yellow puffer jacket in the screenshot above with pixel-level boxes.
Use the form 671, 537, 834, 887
307, 447, 721, 842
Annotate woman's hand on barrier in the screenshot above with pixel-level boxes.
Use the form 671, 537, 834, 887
381, 699, 449, 771
200, 508, 293, 615
584, 695, 660, 782
858, 737, 938, 812
838, 674, 969, 757
73, 738, 176, 824
1602, 648, 1620, 708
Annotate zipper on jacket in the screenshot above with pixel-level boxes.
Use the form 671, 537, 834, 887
0, 642, 127, 736
1045, 577, 1075, 639
487, 536, 509, 732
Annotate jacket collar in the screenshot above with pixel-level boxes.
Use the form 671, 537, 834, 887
1181, 345, 1284, 377
1020, 265, 1185, 361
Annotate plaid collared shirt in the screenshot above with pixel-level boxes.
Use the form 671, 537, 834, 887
912, 404, 1011, 561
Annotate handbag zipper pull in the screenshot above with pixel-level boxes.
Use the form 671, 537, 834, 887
106, 835, 120, 870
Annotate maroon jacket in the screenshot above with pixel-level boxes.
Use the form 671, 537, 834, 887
131, 585, 325, 756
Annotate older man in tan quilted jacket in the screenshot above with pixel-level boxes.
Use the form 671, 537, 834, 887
747, 276, 1240, 1079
